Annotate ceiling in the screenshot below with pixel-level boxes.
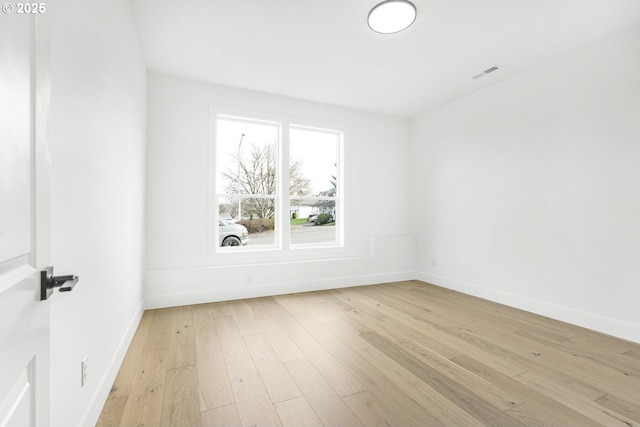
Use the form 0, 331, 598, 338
130, 0, 640, 118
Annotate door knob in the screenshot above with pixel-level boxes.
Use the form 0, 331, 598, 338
40, 266, 79, 300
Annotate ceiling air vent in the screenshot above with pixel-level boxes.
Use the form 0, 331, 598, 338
472, 65, 501, 80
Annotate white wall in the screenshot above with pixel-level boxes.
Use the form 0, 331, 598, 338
146, 74, 415, 308
49, 1, 147, 426
411, 26, 640, 343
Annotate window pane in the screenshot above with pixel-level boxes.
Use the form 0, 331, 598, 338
290, 202, 337, 246
218, 197, 277, 247
216, 117, 279, 195
289, 127, 339, 247
289, 127, 338, 197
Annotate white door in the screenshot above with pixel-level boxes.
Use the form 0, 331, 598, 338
0, 12, 52, 427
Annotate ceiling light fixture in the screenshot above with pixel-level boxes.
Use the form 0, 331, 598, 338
368, 0, 417, 34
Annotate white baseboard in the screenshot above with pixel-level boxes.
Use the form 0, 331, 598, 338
145, 271, 415, 310
80, 299, 145, 427
417, 272, 640, 344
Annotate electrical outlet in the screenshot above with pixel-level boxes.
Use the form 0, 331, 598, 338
81, 356, 88, 387
431, 258, 436, 268
247, 275, 253, 284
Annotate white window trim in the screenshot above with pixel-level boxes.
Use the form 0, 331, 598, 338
208, 106, 345, 262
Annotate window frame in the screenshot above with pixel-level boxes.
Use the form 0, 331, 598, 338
208, 107, 345, 259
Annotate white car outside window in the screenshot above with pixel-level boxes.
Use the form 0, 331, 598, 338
219, 219, 249, 246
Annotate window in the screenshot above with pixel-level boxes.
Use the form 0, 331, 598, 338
215, 116, 279, 248
213, 112, 343, 253
289, 126, 340, 246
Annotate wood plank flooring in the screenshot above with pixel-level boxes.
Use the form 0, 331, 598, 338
97, 281, 640, 427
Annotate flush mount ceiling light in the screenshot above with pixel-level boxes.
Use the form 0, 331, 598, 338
368, 0, 417, 34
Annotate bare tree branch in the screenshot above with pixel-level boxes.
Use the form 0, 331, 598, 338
221, 143, 311, 219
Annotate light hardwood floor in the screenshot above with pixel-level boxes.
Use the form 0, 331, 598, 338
97, 281, 640, 427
